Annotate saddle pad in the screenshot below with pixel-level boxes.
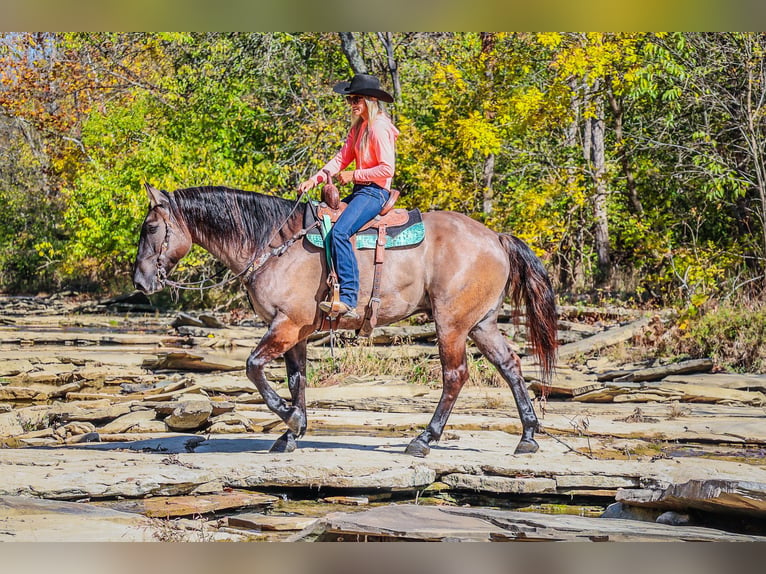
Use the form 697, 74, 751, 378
305, 207, 425, 250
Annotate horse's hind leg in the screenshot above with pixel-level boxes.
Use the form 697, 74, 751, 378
246, 315, 307, 453
269, 340, 308, 453
470, 320, 540, 454
405, 331, 469, 457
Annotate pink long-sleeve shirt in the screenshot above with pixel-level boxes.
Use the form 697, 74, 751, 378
312, 115, 399, 191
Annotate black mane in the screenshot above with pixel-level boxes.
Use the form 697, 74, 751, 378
171, 186, 300, 253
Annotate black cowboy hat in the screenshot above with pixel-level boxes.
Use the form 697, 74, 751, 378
333, 74, 394, 103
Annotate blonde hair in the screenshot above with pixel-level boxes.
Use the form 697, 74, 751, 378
351, 97, 388, 151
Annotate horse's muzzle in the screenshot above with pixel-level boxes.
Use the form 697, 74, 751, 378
132, 268, 163, 295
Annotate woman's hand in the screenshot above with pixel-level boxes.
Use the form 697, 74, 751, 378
297, 179, 315, 196
338, 171, 354, 185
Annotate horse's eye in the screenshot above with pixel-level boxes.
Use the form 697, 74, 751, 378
146, 224, 159, 234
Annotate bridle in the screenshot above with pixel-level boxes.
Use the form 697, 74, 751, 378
153, 195, 315, 292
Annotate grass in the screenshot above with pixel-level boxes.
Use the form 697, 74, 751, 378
307, 341, 505, 388
646, 299, 766, 373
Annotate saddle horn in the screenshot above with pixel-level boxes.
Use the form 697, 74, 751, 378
320, 169, 340, 210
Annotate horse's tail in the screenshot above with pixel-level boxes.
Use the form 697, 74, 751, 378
499, 233, 558, 390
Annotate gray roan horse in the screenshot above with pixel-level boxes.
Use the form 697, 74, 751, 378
133, 183, 557, 457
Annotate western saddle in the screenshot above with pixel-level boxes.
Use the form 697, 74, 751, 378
318, 173, 402, 336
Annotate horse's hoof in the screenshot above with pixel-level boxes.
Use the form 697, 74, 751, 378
405, 438, 430, 458
514, 438, 539, 454
269, 432, 297, 453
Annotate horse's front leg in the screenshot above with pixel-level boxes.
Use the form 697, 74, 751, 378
268, 340, 308, 453
245, 317, 307, 453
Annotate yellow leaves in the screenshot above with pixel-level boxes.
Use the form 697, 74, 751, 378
431, 64, 467, 112
433, 64, 465, 88
33, 241, 58, 260
513, 86, 544, 121
537, 33, 562, 49
542, 32, 645, 94
455, 111, 501, 158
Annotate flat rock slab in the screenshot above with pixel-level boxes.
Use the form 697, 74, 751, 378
0, 495, 156, 542
663, 373, 766, 392
617, 480, 766, 516
1, 432, 765, 521
554, 317, 652, 360
93, 490, 279, 518
228, 512, 319, 531
314, 504, 766, 542
0, 495, 247, 542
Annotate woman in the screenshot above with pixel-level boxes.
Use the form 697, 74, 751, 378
298, 74, 399, 319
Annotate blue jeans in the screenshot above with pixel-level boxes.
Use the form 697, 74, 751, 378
330, 184, 389, 308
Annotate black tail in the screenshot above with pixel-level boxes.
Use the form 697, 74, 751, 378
499, 234, 558, 389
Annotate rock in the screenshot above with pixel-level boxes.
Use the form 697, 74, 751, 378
121, 382, 157, 394
656, 510, 691, 526
0, 496, 156, 542
98, 409, 158, 434
0, 411, 33, 437
441, 474, 556, 494
142, 351, 243, 372
199, 314, 226, 329
94, 490, 278, 518
528, 373, 603, 397
165, 399, 213, 430
172, 312, 208, 328
0, 359, 34, 377
662, 373, 766, 392
65, 431, 101, 444
53, 421, 96, 439
208, 412, 261, 434
554, 317, 652, 360
555, 474, 639, 489
189, 375, 258, 394
0, 387, 45, 401
614, 358, 715, 382
315, 504, 766, 542
59, 403, 133, 423
617, 479, 766, 516
600, 502, 662, 522
229, 513, 319, 531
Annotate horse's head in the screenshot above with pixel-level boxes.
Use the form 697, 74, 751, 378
132, 183, 192, 294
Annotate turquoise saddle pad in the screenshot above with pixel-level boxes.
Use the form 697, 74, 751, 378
305, 207, 425, 250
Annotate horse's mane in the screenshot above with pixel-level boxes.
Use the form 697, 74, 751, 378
171, 186, 300, 253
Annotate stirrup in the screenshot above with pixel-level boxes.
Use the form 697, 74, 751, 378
319, 300, 359, 319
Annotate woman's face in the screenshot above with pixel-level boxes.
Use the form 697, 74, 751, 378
346, 94, 370, 119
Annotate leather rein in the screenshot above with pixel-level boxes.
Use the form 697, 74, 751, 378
156, 196, 314, 292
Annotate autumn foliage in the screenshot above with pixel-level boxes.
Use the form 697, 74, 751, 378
1, 32, 765, 307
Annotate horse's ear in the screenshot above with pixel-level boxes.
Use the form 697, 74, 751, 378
144, 183, 168, 209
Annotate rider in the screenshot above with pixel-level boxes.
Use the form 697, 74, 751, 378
298, 74, 399, 319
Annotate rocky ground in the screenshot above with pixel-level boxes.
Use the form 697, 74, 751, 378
0, 293, 765, 542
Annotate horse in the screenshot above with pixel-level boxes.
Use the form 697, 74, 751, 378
133, 183, 558, 457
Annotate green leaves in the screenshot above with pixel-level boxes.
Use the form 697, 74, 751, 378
1, 32, 766, 303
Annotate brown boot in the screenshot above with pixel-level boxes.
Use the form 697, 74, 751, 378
319, 300, 359, 319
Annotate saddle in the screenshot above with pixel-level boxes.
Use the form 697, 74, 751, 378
303, 186, 425, 337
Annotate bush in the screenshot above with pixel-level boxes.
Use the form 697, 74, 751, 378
671, 300, 766, 373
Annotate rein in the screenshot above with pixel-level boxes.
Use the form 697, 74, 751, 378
157, 195, 312, 292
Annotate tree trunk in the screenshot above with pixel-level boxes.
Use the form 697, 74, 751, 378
482, 153, 496, 213
338, 33, 368, 75
480, 32, 496, 214
590, 93, 611, 286
606, 78, 643, 216
561, 78, 585, 291
376, 32, 400, 101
